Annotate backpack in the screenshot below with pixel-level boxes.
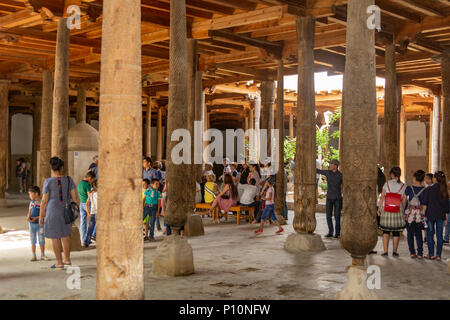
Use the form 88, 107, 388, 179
404, 187, 425, 224
384, 181, 405, 213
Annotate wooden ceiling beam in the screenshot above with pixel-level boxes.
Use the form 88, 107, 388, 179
208, 29, 283, 59
192, 5, 285, 38
375, 0, 422, 23
389, 0, 445, 17
395, 16, 450, 41
202, 0, 257, 11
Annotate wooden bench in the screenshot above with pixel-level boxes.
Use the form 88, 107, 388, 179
195, 203, 255, 225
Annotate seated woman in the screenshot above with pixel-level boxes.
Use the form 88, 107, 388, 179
204, 173, 219, 205
208, 174, 238, 223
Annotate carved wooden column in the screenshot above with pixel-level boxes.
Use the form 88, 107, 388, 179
441, 54, 450, 178
156, 106, 163, 161
336, 0, 378, 300
285, 16, 324, 252
32, 96, 42, 186
187, 39, 197, 206
260, 80, 275, 159
97, 0, 144, 299
0, 80, 9, 208
382, 43, 399, 172
254, 96, 261, 161
431, 94, 441, 173
425, 120, 431, 172
289, 113, 294, 139
51, 18, 70, 175
398, 87, 406, 182
39, 70, 53, 187
145, 97, 152, 157
275, 60, 287, 225
153, 0, 194, 277
195, 71, 204, 179
76, 84, 87, 123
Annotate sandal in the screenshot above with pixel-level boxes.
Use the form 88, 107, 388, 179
51, 264, 64, 270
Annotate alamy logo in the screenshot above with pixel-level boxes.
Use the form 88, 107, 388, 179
66, 5, 81, 30
366, 265, 381, 290
66, 266, 81, 290
171, 122, 280, 174
366, 5, 381, 32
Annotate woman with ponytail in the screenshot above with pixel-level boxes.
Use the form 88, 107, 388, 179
422, 171, 449, 261
378, 167, 406, 257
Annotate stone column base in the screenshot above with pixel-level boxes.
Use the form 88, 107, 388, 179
284, 233, 326, 252
335, 266, 378, 300
184, 214, 204, 237
153, 235, 195, 276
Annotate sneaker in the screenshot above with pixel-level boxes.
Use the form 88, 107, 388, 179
392, 252, 399, 257
368, 250, 377, 255
325, 234, 333, 238
334, 234, 340, 239
41, 255, 49, 261
381, 252, 388, 257
275, 228, 284, 234
254, 229, 263, 235
30, 255, 37, 262
443, 240, 449, 244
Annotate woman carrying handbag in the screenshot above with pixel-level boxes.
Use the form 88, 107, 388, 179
39, 157, 79, 270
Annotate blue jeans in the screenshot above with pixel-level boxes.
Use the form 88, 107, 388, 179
326, 198, 342, 236
144, 205, 157, 238
29, 223, 45, 246
261, 204, 277, 221
79, 203, 88, 244
427, 219, 445, 257
86, 214, 96, 246
444, 202, 450, 241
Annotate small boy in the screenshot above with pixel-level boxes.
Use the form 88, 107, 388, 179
142, 179, 151, 240
85, 187, 98, 247
254, 179, 283, 235
143, 179, 161, 242
27, 186, 48, 261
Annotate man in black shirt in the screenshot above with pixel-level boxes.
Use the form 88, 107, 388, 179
317, 159, 343, 238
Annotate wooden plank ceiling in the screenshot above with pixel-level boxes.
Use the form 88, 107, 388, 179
1, 0, 449, 129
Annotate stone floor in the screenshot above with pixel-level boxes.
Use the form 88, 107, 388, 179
0, 192, 449, 300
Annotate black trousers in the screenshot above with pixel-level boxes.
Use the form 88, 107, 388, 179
406, 221, 424, 256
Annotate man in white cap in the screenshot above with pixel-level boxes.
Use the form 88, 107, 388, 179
317, 159, 343, 238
